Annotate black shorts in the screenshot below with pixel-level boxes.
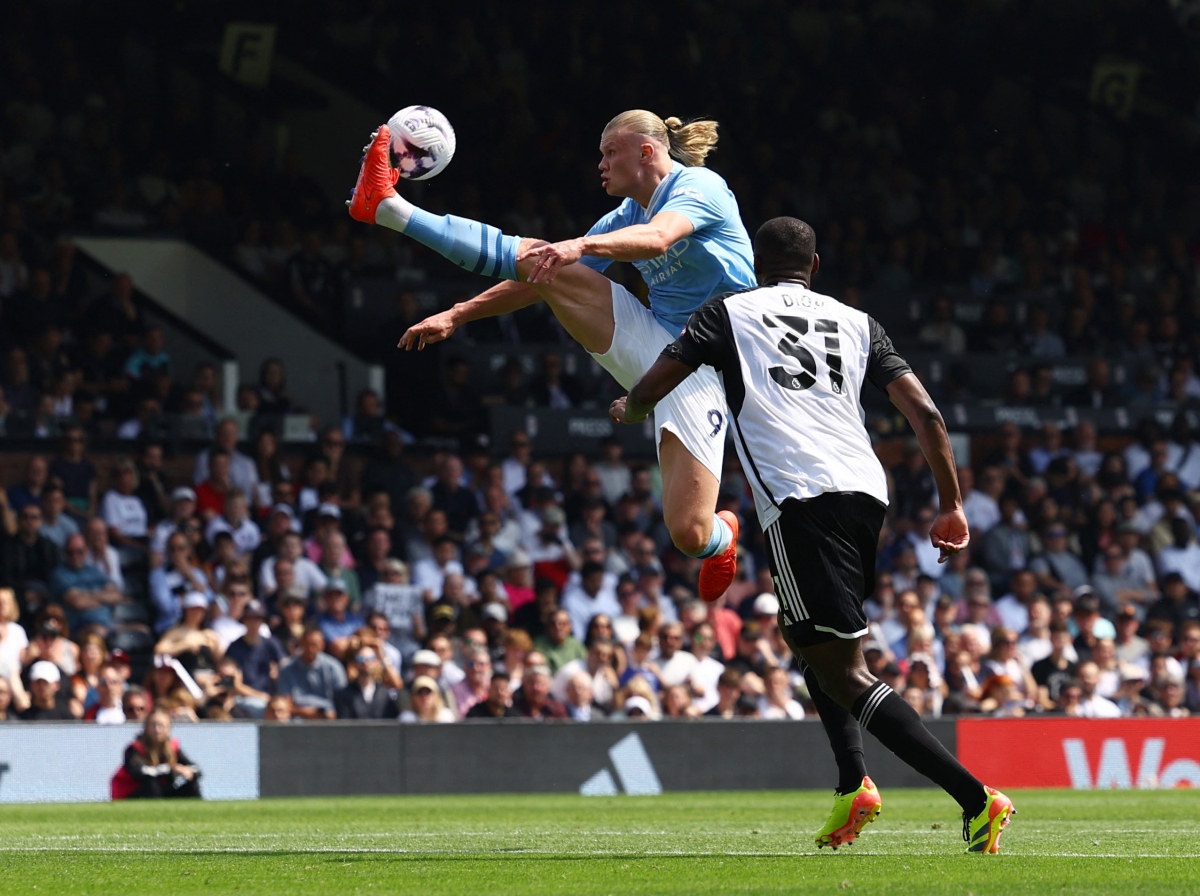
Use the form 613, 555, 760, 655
763, 492, 886, 648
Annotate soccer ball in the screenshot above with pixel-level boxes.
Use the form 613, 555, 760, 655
386, 105, 456, 180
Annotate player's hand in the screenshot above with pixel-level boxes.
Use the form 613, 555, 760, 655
930, 508, 970, 563
398, 311, 458, 350
609, 396, 648, 425
518, 238, 585, 283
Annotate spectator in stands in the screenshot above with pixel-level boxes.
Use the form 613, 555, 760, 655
149, 532, 212, 633
512, 664, 565, 719
464, 670, 519, 718
316, 579, 364, 658
271, 590, 309, 657
195, 449, 235, 521
560, 561, 620, 642
50, 533, 123, 633
1156, 518, 1200, 593
151, 487, 198, 558
1076, 660, 1122, 718
155, 592, 222, 684
49, 426, 97, 518
206, 489, 261, 558
534, 609, 586, 674
101, 457, 149, 562
83, 664, 126, 723
20, 660, 75, 720
759, 667, 805, 720
79, 516, 123, 595
449, 645, 492, 719
7, 455, 48, 513
1146, 572, 1200, 630
1, 500, 59, 608
260, 532, 326, 603
335, 644, 397, 719
225, 599, 284, 696
194, 418, 258, 496
277, 627, 346, 720
38, 484, 78, 550
399, 674, 456, 723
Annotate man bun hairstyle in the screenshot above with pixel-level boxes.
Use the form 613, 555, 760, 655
754, 217, 817, 272
604, 110, 719, 167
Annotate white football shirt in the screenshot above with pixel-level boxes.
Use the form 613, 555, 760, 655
664, 282, 911, 529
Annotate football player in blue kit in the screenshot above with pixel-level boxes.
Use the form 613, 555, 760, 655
350, 110, 752, 600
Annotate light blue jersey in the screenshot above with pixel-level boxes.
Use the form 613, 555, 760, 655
579, 162, 755, 334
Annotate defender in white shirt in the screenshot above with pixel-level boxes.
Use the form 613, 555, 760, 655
612, 217, 1014, 855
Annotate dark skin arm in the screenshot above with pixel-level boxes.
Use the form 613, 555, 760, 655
608, 356, 696, 426
885, 372, 969, 561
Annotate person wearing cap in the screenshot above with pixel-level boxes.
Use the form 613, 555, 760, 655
150, 487, 199, 557
226, 598, 286, 696
276, 627, 347, 720
622, 694, 657, 720
304, 503, 346, 562
20, 660, 75, 720
363, 558, 427, 663
316, 578, 365, 657
528, 505, 581, 592
50, 533, 124, 632
399, 674, 456, 723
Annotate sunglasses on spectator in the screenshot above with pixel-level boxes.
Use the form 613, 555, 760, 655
355, 654, 377, 664
414, 687, 434, 696
466, 660, 490, 668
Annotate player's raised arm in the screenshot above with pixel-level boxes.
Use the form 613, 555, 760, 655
521, 211, 695, 284
885, 372, 969, 561
609, 355, 697, 425
397, 280, 542, 350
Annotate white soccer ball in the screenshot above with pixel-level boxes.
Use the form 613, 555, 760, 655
386, 105, 456, 181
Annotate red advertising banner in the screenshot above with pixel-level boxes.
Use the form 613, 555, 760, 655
956, 718, 1200, 789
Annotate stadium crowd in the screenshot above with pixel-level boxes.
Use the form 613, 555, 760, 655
0, 410, 1198, 725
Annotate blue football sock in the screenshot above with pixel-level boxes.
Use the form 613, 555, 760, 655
376, 195, 519, 280
688, 513, 733, 559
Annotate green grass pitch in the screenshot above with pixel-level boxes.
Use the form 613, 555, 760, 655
2, 789, 1198, 895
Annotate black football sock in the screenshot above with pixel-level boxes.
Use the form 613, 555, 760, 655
851, 680, 986, 817
802, 662, 867, 794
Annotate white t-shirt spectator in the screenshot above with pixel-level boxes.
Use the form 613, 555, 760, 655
993, 594, 1030, 635
963, 489, 1001, 536
94, 705, 127, 725
1078, 693, 1122, 718
551, 659, 616, 709
657, 650, 698, 688
102, 490, 148, 538
410, 558, 470, 600
560, 584, 621, 642
259, 556, 328, 599
689, 655, 726, 713
759, 695, 806, 719
0, 621, 29, 681
206, 516, 262, 556
1156, 542, 1200, 593
613, 613, 640, 650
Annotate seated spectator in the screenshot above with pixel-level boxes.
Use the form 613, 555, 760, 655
50, 533, 123, 632
534, 609, 587, 674
70, 633, 108, 716
316, 579, 365, 658
511, 664, 566, 719
758, 666, 805, 720
209, 579, 253, 651
101, 458, 149, 560
316, 531, 361, 607
1076, 660, 1122, 717
1146, 573, 1200, 631
7, 455, 49, 513
205, 655, 270, 718
225, 599, 285, 696
445, 645, 490, 719
703, 668, 744, 718
151, 488, 199, 558
82, 516, 124, 595
993, 569, 1041, 634
551, 636, 620, 713
270, 590, 309, 657
50, 426, 98, 518
38, 484, 79, 550
561, 561, 621, 642
564, 670, 605, 720
335, 644, 398, 719
111, 709, 201, 799
1030, 525, 1090, 597
2, 501, 60, 603
263, 695, 293, 722
276, 627, 346, 720
685, 622, 726, 712
1156, 518, 1200, 593
259, 532, 327, 603
399, 674, 457, 723
20, 660, 76, 720
205, 489, 261, 558
154, 592, 222, 684
464, 670, 520, 718
85, 663, 128, 723
193, 418, 259, 496
23, 607, 80, 676
362, 559, 427, 663
149, 532, 213, 634
195, 449, 235, 520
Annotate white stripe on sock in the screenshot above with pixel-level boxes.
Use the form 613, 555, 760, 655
859, 683, 891, 729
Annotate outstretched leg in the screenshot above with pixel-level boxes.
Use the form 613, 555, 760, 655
351, 126, 734, 563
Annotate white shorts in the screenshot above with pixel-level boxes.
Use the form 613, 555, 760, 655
590, 282, 727, 481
